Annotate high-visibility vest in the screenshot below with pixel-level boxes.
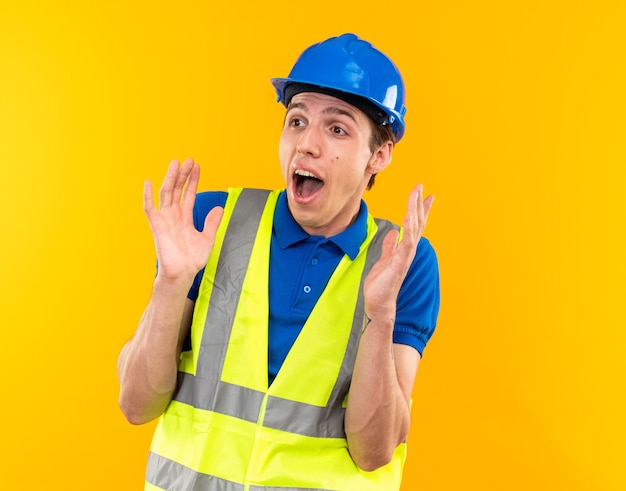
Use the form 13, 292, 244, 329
145, 188, 406, 491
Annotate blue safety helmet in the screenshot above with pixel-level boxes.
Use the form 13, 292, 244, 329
271, 33, 407, 142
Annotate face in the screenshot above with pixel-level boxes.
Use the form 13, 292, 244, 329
279, 92, 392, 237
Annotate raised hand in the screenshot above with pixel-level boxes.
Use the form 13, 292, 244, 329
363, 184, 434, 322
143, 158, 224, 282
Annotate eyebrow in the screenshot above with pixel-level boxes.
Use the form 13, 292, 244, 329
287, 101, 360, 125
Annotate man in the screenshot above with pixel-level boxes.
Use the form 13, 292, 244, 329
118, 33, 440, 491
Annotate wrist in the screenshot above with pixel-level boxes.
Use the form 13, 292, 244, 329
362, 311, 395, 335
364, 305, 396, 324
152, 274, 195, 298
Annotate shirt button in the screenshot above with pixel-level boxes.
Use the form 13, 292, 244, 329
311, 258, 318, 265
303, 285, 312, 294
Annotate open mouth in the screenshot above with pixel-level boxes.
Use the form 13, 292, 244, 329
294, 169, 324, 199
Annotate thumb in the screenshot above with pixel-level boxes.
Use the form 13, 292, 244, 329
379, 228, 400, 261
202, 206, 224, 239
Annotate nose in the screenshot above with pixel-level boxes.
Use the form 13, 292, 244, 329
296, 125, 321, 158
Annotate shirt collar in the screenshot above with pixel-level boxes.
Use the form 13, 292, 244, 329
273, 190, 368, 260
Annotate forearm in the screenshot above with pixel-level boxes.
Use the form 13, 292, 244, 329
117, 275, 193, 424
344, 314, 411, 471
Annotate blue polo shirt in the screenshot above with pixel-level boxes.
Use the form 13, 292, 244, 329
188, 190, 440, 384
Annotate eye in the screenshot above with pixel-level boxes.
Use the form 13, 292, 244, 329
288, 117, 305, 128
331, 125, 347, 136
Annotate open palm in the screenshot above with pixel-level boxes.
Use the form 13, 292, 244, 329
143, 159, 224, 281
364, 184, 434, 321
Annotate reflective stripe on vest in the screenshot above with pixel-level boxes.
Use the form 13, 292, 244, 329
146, 453, 331, 491
146, 188, 405, 491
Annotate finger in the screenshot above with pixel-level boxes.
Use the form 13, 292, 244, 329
143, 180, 155, 214
415, 184, 425, 235
181, 161, 201, 213
416, 188, 434, 232
143, 180, 159, 228
159, 160, 181, 209
422, 194, 435, 223
404, 184, 421, 240
202, 206, 225, 241
387, 223, 416, 272
380, 228, 400, 262
410, 184, 434, 235
171, 158, 195, 206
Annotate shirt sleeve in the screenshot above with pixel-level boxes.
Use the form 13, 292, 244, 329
187, 191, 228, 302
393, 237, 441, 356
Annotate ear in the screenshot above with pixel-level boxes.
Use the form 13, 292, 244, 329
366, 141, 393, 174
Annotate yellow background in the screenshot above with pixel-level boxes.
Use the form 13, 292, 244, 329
1, 1, 624, 489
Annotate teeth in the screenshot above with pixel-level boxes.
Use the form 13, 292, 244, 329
295, 169, 319, 179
